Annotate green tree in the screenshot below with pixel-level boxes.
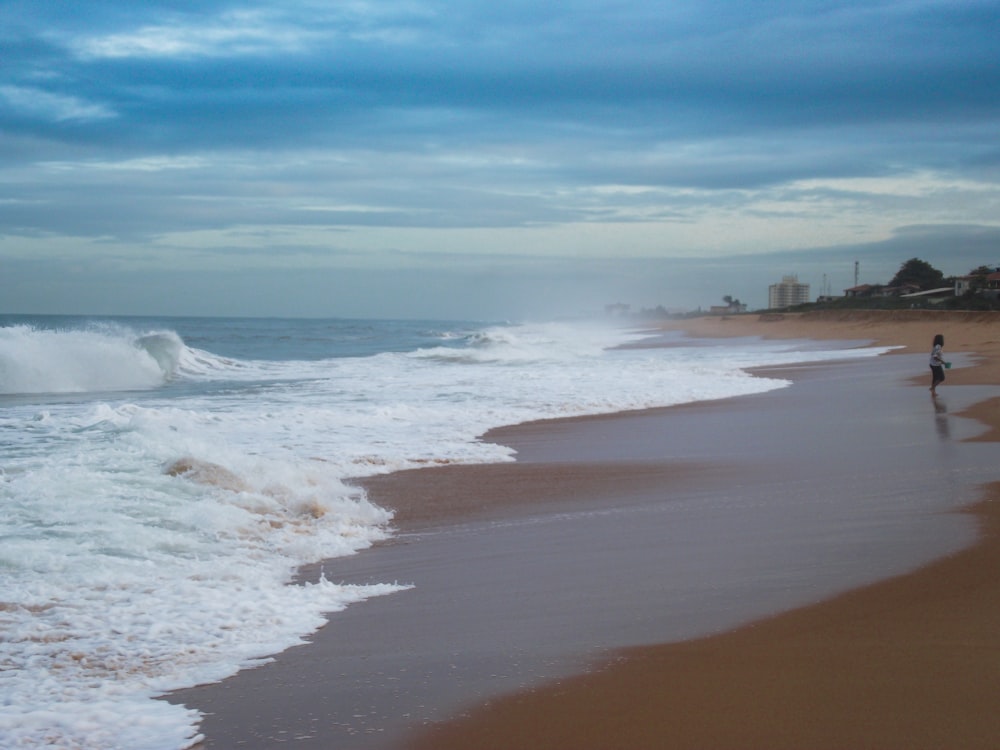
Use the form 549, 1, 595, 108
967, 265, 994, 292
888, 258, 945, 290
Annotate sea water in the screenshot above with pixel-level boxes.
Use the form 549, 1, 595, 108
0, 315, 890, 749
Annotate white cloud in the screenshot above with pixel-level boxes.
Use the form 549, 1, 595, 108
0, 85, 115, 122
791, 172, 1000, 199
38, 156, 210, 173
69, 3, 437, 61
72, 10, 322, 60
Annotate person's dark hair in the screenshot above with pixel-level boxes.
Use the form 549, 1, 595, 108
933, 334, 944, 347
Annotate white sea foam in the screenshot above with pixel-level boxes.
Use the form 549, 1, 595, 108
0, 317, 891, 748
0, 324, 182, 394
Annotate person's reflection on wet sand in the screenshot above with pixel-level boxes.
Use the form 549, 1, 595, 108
932, 393, 950, 440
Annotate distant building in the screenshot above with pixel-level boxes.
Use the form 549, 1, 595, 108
899, 287, 955, 303
768, 275, 810, 309
846, 282, 944, 300
708, 300, 748, 315
955, 271, 1000, 300
844, 284, 875, 298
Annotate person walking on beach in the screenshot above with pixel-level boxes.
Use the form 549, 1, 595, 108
929, 334, 946, 394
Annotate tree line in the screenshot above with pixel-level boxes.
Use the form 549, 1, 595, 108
799, 257, 1000, 312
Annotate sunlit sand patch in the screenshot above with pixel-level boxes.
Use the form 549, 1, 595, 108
0, 601, 56, 614
164, 457, 348, 530
164, 457, 250, 494
351, 455, 463, 467
351, 456, 390, 466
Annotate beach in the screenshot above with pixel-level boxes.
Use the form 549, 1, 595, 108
412, 310, 1000, 750
169, 310, 1000, 750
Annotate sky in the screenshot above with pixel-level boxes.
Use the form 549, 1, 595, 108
2, 0, 999, 320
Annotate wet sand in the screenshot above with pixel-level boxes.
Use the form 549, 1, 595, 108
412, 487, 1000, 750
411, 310, 1000, 750
169, 310, 1000, 750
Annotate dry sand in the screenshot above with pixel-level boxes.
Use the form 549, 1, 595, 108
409, 310, 1000, 750
658, 308, 1000, 382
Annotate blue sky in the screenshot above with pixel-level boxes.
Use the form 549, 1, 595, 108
2, 0, 999, 319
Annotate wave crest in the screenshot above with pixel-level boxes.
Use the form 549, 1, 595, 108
0, 324, 185, 395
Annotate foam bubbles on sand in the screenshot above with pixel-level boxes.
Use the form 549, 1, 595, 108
0, 404, 403, 749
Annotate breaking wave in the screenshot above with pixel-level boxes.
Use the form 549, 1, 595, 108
0, 324, 187, 395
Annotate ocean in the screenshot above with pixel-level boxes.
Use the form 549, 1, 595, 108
0, 315, 890, 749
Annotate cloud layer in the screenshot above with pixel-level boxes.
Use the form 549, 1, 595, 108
2, 0, 999, 317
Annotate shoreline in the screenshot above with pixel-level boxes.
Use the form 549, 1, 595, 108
170, 310, 1000, 749
409, 310, 1000, 750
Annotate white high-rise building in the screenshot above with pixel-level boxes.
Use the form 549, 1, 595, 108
768, 275, 810, 309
